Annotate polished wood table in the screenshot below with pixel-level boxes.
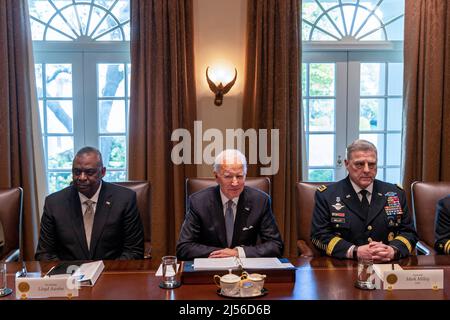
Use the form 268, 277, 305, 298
2, 255, 450, 300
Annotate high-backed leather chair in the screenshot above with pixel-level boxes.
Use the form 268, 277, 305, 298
113, 181, 151, 259
296, 182, 330, 257
0, 187, 23, 262
185, 177, 271, 209
411, 181, 450, 255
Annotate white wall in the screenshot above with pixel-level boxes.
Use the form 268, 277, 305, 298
193, 0, 247, 176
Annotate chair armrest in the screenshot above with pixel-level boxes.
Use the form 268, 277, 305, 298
416, 240, 436, 255
297, 240, 314, 257
144, 241, 152, 259
3, 249, 20, 263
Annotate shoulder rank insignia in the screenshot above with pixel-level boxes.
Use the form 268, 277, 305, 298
317, 185, 327, 192
396, 183, 403, 190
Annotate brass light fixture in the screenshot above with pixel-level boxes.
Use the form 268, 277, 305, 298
205, 67, 237, 106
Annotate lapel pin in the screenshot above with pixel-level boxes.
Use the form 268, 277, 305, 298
106, 201, 111, 206
346, 194, 351, 199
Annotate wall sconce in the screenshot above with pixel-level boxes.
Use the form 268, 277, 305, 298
206, 66, 237, 106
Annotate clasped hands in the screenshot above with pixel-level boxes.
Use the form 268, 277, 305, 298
208, 248, 238, 258
357, 241, 395, 262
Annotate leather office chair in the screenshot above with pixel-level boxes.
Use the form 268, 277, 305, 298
0, 187, 23, 262
113, 181, 151, 259
185, 177, 271, 209
411, 181, 450, 255
296, 182, 330, 257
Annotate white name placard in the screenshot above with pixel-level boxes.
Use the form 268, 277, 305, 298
382, 269, 444, 290
15, 272, 79, 299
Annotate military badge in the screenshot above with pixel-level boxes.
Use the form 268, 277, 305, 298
317, 185, 327, 192
331, 217, 345, 224
388, 232, 394, 241
332, 203, 345, 210
332, 212, 345, 217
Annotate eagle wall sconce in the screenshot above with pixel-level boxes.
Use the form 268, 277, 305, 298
205, 67, 237, 106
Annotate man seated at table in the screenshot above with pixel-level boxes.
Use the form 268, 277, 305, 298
310, 139, 417, 262
176, 149, 284, 261
435, 195, 450, 254
35, 146, 144, 261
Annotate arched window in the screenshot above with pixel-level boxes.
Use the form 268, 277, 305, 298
301, 0, 404, 184
29, 0, 130, 41
302, 0, 404, 41
29, 0, 130, 193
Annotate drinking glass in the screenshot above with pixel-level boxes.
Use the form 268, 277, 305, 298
355, 257, 375, 290
159, 255, 181, 289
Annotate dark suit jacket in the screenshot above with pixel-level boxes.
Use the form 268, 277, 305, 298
311, 177, 418, 259
35, 182, 144, 261
176, 186, 283, 261
435, 195, 450, 254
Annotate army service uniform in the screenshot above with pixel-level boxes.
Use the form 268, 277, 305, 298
311, 177, 418, 259
435, 195, 450, 254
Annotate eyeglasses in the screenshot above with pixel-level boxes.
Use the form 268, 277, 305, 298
72, 168, 100, 177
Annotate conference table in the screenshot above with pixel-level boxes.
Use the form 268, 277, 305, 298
2, 255, 450, 300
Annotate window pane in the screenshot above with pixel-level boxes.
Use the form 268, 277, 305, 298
303, 99, 308, 131
47, 137, 74, 169
388, 63, 403, 96
47, 101, 73, 134
360, 63, 386, 96
46, 64, 72, 97
302, 63, 307, 97
387, 98, 402, 131
386, 168, 401, 184
35, 64, 43, 98
127, 64, 131, 97
99, 136, 126, 169
98, 64, 125, 97
359, 133, 385, 166
359, 99, 385, 131
309, 63, 335, 96
309, 134, 334, 166
39, 100, 44, 133
104, 171, 126, 182
308, 169, 334, 182
309, 99, 335, 131
48, 172, 72, 194
99, 100, 126, 133
386, 133, 401, 166
375, 169, 385, 181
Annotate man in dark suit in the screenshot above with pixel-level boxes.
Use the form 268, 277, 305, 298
435, 195, 450, 254
35, 147, 144, 261
176, 149, 283, 261
311, 139, 417, 262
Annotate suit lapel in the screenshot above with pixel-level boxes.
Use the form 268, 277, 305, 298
340, 178, 366, 221
212, 186, 228, 247
89, 182, 111, 258
233, 188, 250, 247
68, 187, 90, 259
366, 180, 387, 226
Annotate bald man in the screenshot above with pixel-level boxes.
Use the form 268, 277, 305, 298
176, 149, 283, 261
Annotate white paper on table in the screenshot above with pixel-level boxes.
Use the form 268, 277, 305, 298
193, 257, 289, 270
155, 263, 180, 276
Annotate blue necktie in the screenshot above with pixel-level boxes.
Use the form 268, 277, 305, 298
225, 200, 234, 247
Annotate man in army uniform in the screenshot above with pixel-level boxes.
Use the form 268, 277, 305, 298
435, 195, 450, 254
310, 139, 417, 262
